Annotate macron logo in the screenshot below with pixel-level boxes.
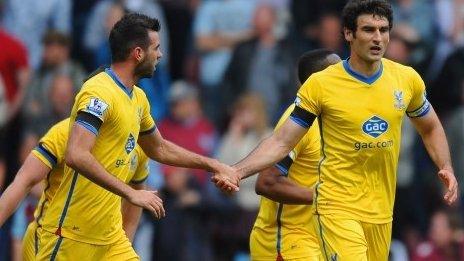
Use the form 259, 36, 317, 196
362, 116, 388, 138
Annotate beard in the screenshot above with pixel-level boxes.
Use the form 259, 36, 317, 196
135, 58, 156, 79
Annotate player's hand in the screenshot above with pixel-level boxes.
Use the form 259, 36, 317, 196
438, 169, 459, 205
127, 189, 165, 219
211, 165, 241, 193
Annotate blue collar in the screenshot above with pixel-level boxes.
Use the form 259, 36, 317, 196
105, 68, 133, 98
342, 58, 383, 85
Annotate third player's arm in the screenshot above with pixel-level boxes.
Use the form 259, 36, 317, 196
65, 124, 164, 218
255, 167, 313, 204
0, 154, 49, 227
410, 106, 459, 205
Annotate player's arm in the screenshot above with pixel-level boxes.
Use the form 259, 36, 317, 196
255, 166, 313, 205
137, 129, 238, 189
122, 182, 145, 242
65, 119, 164, 218
0, 154, 49, 227
410, 106, 458, 205
212, 108, 315, 192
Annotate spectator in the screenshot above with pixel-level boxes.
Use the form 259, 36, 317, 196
391, 0, 436, 47
314, 12, 349, 58
2, 0, 71, 69
221, 3, 296, 127
216, 93, 272, 258
412, 209, 464, 261
217, 92, 272, 210
430, 47, 464, 118
444, 99, 464, 217
158, 81, 217, 185
153, 165, 215, 261
22, 31, 85, 136
84, 0, 169, 67
289, 0, 345, 52
92, 1, 126, 69
159, 0, 199, 80
193, 0, 256, 124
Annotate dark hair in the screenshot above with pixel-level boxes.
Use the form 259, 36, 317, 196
43, 30, 72, 47
342, 0, 393, 33
109, 13, 161, 62
297, 49, 335, 84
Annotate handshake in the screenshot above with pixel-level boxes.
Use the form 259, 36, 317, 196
210, 162, 243, 193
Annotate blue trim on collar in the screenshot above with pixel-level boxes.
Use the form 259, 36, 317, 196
342, 59, 383, 85
105, 68, 133, 97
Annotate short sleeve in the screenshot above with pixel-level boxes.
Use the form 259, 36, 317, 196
139, 91, 156, 135
75, 86, 112, 123
406, 68, 430, 118
130, 149, 149, 184
31, 120, 68, 168
295, 75, 323, 117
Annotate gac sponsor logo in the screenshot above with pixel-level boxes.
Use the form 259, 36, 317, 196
125, 133, 136, 154
354, 140, 394, 151
115, 159, 129, 167
362, 116, 388, 138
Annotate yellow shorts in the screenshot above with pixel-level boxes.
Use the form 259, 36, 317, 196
250, 225, 322, 261
312, 214, 392, 261
36, 230, 139, 261
22, 222, 40, 261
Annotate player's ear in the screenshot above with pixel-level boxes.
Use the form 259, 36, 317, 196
133, 46, 145, 62
344, 28, 353, 42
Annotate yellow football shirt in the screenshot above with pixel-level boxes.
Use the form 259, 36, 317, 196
31, 119, 70, 230
251, 104, 321, 260
295, 58, 430, 223
126, 146, 149, 184
41, 68, 155, 245
29, 118, 149, 256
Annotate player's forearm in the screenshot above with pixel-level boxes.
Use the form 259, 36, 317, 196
255, 168, 313, 205
234, 135, 292, 180
122, 199, 142, 242
152, 139, 221, 172
0, 179, 32, 227
65, 151, 134, 199
419, 121, 453, 171
0, 154, 49, 226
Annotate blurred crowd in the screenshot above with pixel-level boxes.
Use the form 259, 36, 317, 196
0, 0, 464, 260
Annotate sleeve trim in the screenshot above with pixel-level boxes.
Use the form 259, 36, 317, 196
75, 120, 98, 136
140, 125, 156, 136
290, 116, 310, 128
35, 143, 58, 167
407, 99, 431, 118
275, 163, 289, 176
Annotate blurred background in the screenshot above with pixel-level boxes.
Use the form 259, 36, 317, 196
0, 0, 464, 260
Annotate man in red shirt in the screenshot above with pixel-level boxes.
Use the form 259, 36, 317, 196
158, 81, 217, 185
0, 28, 30, 190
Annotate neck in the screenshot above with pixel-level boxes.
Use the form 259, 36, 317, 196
348, 54, 381, 77
110, 63, 137, 89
